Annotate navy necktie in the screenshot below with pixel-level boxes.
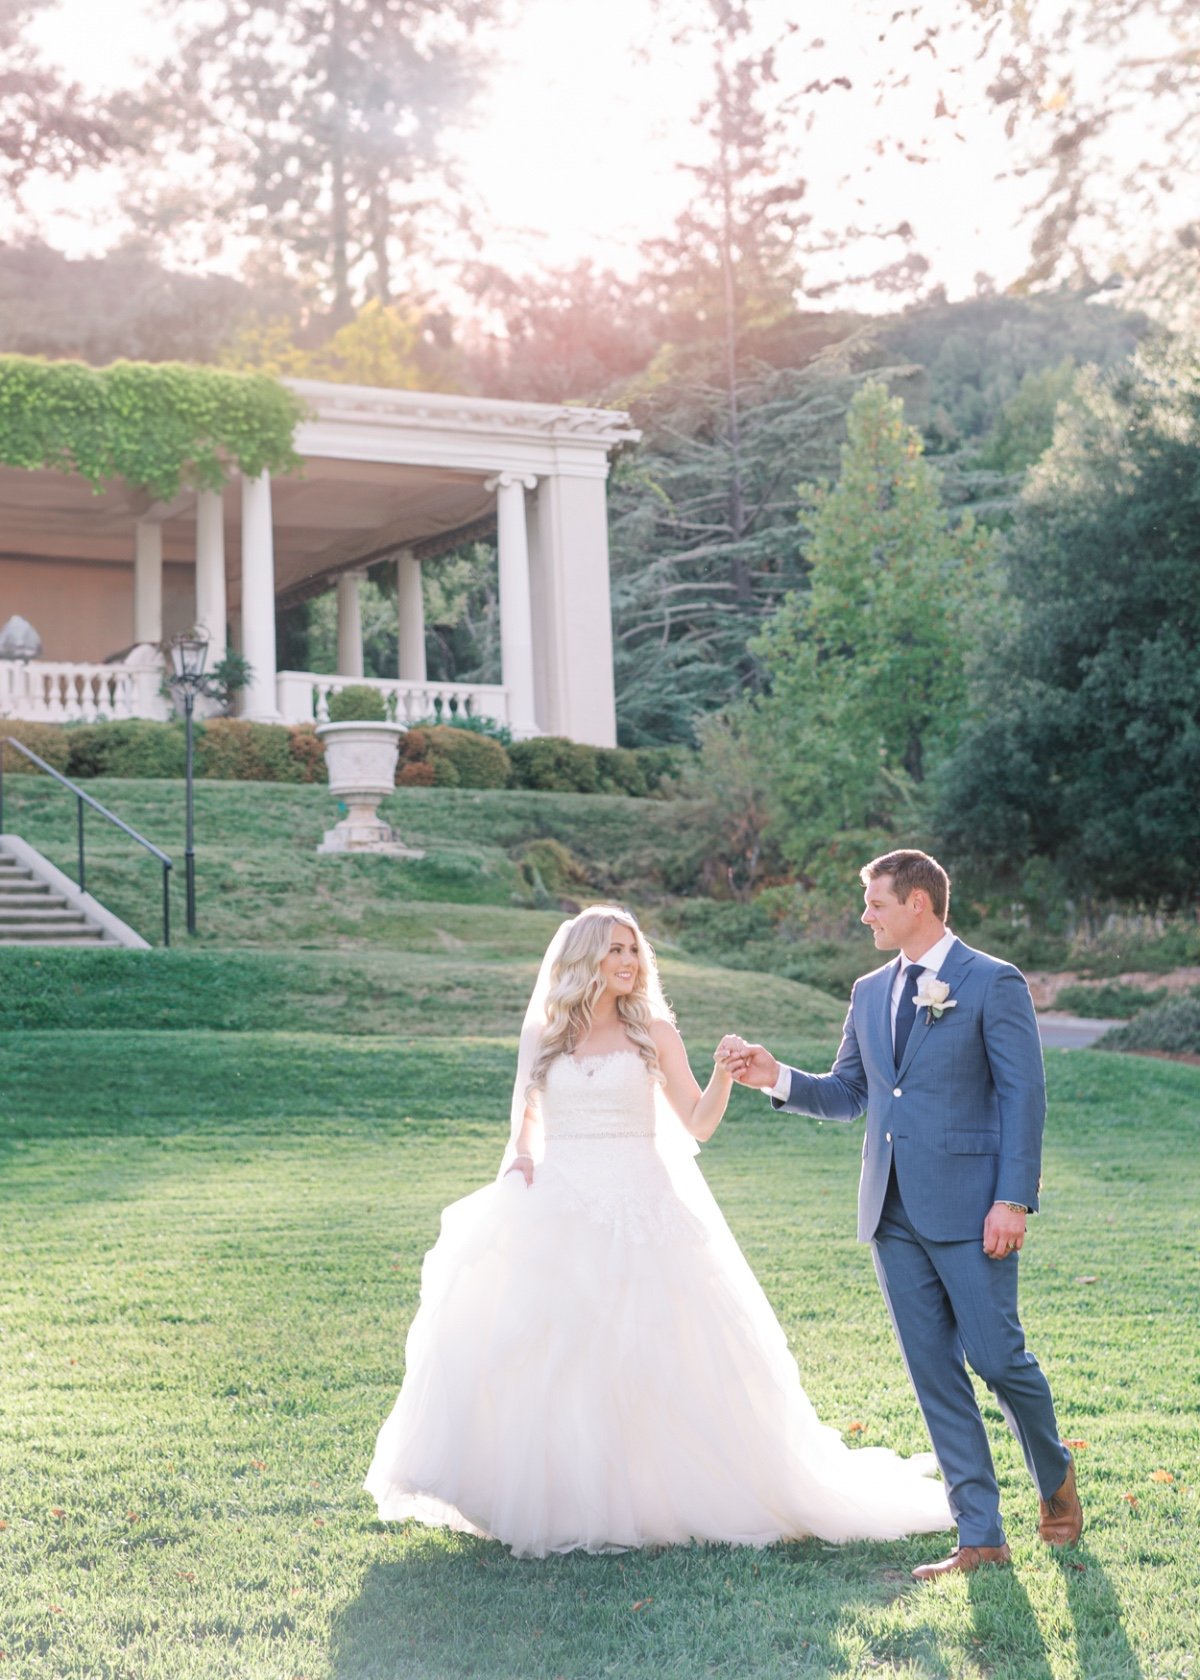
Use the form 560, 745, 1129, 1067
893, 963, 925, 1068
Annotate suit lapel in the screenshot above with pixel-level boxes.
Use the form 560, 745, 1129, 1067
880, 957, 902, 1070
895, 937, 973, 1080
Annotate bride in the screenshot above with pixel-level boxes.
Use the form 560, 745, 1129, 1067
364, 905, 952, 1556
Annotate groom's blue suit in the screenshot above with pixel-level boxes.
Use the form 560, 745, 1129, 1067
773, 937, 1070, 1547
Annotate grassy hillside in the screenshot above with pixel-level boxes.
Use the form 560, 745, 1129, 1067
0, 778, 846, 1051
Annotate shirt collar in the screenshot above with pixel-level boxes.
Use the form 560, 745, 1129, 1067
899, 929, 957, 979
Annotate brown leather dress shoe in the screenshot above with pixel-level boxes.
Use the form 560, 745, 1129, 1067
1039, 1455, 1084, 1545
912, 1543, 1012, 1581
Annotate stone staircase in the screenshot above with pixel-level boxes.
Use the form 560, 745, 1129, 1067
0, 850, 114, 946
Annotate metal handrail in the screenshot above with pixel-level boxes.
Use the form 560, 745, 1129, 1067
0, 737, 173, 946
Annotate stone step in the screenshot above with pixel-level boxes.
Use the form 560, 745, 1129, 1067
0, 874, 50, 890
0, 905, 83, 923
0, 889, 65, 907
0, 934, 110, 947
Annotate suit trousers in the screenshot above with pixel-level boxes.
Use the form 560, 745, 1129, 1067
871, 1167, 1070, 1547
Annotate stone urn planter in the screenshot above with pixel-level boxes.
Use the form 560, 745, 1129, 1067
315, 720, 423, 856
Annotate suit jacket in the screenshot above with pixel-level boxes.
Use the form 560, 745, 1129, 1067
773, 938, 1046, 1243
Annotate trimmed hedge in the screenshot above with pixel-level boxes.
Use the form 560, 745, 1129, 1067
0, 719, 686, 794
327, 684, 388, 723
398, 725, 510, 789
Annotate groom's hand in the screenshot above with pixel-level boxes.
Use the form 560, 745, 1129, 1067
718, 1040, 781, 1089
982, 1201, 1026, 1259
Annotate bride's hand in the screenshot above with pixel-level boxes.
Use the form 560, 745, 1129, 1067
506, 1154, 535, 1188
714, 1034, 749, 1077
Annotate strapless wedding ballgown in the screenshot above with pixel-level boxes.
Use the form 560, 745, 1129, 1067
365, 1050, 952, 1556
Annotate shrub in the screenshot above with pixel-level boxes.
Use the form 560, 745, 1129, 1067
424, 725, 510, 789
198, 719, 304, 783
509, 736, 600, 793
1098, 993, 1200, 1056
61, 719, 187, 778
595, 747, 648, 798
0, 720, 72, 773
1053, 982, 1168, 1019
287, 724, 327, 784
516, 837, 591, 904
327, 684, 388, 723
396, 760, 436, 787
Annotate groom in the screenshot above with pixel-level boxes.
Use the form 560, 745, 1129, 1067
725, 849, 1082, 1578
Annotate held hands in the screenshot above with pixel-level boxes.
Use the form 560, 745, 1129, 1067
982, 1201, 1026, 1259
714, 1036, 781, 1090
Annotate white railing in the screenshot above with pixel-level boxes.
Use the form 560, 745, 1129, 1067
0, 657, 169, 723
275, 671, 511, 729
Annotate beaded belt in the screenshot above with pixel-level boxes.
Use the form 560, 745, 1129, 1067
549, 1131, 655, 1141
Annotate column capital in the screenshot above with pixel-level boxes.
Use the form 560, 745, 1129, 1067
486, 472, 537, 494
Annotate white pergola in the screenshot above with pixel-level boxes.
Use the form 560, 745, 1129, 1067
0, 380, 640, 746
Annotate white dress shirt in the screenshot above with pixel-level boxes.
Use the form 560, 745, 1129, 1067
768, 928, 960, 1098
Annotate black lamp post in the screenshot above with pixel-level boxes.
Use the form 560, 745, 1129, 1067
169, 631, 210, 936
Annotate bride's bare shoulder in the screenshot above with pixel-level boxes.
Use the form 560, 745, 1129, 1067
649, 1018, 685, 1055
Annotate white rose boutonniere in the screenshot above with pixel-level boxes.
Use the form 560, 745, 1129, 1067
913, 975, 957, 1024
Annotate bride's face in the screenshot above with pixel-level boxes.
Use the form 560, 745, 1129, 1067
597, 923, 640, 998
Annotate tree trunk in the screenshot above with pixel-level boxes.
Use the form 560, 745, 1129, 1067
328, 0, 353, 323
716, 53, 751, 607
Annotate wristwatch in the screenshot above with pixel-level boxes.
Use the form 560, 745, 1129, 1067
1000, 1200, 1028, 1213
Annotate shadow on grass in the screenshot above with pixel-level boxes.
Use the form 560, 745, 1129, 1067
327, 1532, 940, 1680
1057, 1546, 1145, 1680
963, 1546, 1143, 1680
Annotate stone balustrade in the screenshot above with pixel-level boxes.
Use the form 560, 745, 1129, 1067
275, 671, 510, 730
0, 657, 169, 723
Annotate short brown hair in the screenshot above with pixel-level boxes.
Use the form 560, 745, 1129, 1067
861, 849, 950, 920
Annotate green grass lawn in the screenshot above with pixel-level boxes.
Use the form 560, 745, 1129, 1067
2, 781, 1198, 1677
2, 1032, 1197, 1680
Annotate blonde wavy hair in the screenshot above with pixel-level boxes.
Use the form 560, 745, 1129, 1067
526, 906, 672, 1102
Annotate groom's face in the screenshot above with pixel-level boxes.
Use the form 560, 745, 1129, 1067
861, 875, 916, 951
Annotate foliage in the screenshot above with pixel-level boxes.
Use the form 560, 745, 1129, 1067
507, 736, 600, 794
972, 0, 1199, 308
203, 649, 254, 712
420, 724, 510, 790
326, 684, 389, 723
198, 719, 314, 784
609, 347, 870, 744
883, 294, 1148, 460
0, 0, 126, 197
1053, 982, 1168, 1020
1098, 994, 1200, 1056
0, 355, 303, 498
128, 0, 493, 319
936, 337, 1200, 905
223, 298, 462, 390
398, 725, 509, 790
64, 719, 187, 779
0, 239, 262, 365
744, 381, 992, 874
0, 719, 71, 773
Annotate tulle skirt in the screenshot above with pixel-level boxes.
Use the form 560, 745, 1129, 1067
364, 1158, 952, 1557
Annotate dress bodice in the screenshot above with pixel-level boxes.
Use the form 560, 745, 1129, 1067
541, 1049, 657, 1140
534, 1049, 704, 1246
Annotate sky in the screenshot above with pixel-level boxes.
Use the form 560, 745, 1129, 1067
20, 0, 1158, 312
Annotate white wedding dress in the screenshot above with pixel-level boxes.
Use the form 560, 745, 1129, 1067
365, 1049, 952, 1557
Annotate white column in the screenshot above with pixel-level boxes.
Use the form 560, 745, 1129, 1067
396, 548, 427, 682
240, 472, 280, 720
195, 489, 227, 651
133, 520, 163, 645
335, 569, 366, 678
534, 473, 618, 746
487, 472, 539, 738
